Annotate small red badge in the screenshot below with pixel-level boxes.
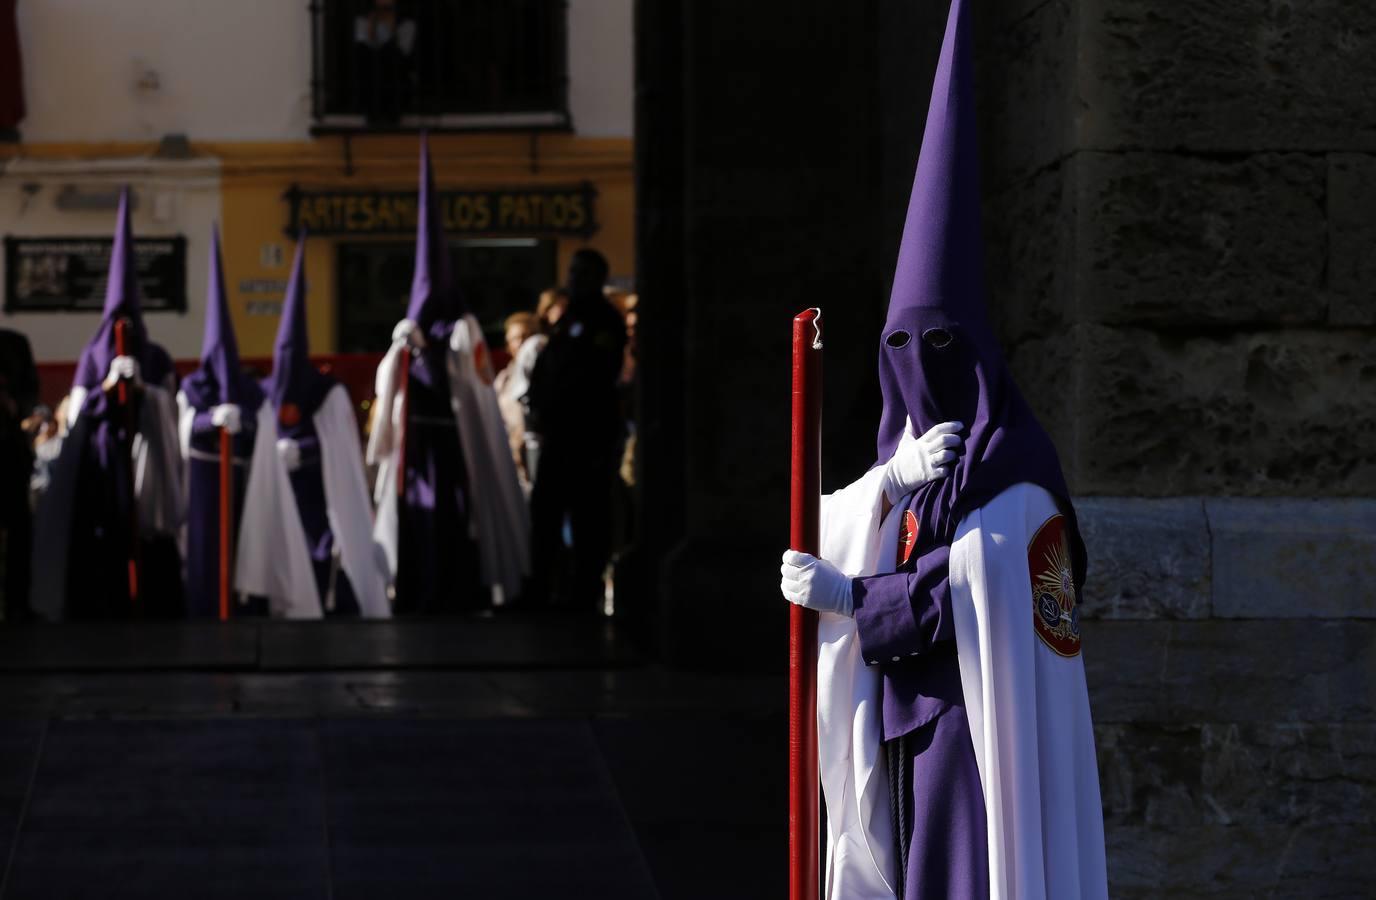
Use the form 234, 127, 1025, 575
1029, 514, 1081, 657
897, 509, 918, 567
278, 402, 301, 427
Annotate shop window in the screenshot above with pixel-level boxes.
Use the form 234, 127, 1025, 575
311, 0, 569, 132
336, 238, 558, 353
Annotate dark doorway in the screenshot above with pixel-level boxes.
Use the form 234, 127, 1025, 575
336, 237, 558, 352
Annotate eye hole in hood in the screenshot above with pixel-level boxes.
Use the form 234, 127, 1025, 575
922, 327, 954, 349
886, 329, 911, 349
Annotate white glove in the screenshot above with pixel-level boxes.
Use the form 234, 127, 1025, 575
102, 355, 141, 391
276, 437, 302, 472
392, 318, 426, 349
210, 403, 243, 435
880, 418, 963, 503
780, 550, 854, 617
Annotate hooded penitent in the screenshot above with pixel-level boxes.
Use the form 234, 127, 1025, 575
250, 234, 375, 616
876, 0, 1084, 590
31, 189, 185, 621
368, 134, 530, 611
388, 134, 484, 612
72, 188, 174, 395
825, 3, 1106, 897
180, 226, 265, 617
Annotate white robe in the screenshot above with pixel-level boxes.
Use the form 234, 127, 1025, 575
234, 385, 391, 618
368, 315, 531, 600
817, 478, 1108, 899
29, 383, 184, 621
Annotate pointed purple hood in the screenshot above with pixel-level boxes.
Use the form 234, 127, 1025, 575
182, 226, 263, 410
73, 188, 154, 390
406, 134, 464, 329
265, 232, 332, 417
878, 0, 1084, 584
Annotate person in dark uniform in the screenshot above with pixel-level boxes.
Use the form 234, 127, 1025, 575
0, 328, 38, 621
526, 250, 627, 611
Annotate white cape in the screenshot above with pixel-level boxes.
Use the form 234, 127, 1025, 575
235, 386, 390, 618
29, 383, 184, 621
368, 315, 530, 599
226, 400, 322, 618
817, 465, 899, 899
949, 483, 1108, 900
817, 479, 1108, 899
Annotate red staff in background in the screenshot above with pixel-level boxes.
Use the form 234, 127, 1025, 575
789, 307, 822, 900
396, 344, 409, 500
219, 414, 232, 621
113, 316, 141, 613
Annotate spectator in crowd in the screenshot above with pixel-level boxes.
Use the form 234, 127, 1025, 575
535, 287, 568, 331
493, 311, 545, 491
353, 0, 416, 124
0, 328, 38, 621
526, 249, 627, 612
26, 399, 64, 509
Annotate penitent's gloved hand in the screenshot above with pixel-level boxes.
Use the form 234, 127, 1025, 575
276, 437, 302, 472
392, 318, 426, 349
880, 417, 963, 504
210, 403, 243, 435
780, 550, 854, 617
102, 355, 142, 392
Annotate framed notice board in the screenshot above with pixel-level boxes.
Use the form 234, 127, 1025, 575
4, 236, 187, 313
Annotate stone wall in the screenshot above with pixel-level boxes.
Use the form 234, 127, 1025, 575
979, 1, 1376, 895
980, 0, 1376, 497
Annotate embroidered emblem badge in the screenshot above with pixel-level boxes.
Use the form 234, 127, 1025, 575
897, 509, 918, 567
278, 402, 302, 427
1028, 513, 1081, 657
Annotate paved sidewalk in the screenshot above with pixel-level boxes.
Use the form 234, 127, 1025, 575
0, 663, 785, 899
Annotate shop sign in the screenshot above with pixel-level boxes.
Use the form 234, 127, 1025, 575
283, 183, 597, 238
4, 236, 187, 313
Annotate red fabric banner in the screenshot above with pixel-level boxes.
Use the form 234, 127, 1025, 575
0, 0, 25, 132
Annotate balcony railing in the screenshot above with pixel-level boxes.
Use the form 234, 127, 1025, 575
309, 0, 570, 133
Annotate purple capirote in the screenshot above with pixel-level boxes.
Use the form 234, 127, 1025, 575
72, 187, 175, 393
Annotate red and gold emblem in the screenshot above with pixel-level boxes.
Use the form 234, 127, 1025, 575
897, 509, 918, 567
278, 402, 302, 428
1028, 514, 1081, 657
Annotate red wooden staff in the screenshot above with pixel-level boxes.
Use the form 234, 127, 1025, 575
219, 422, 232, 622
113, 318, 141, 612
789, 307, 822, 900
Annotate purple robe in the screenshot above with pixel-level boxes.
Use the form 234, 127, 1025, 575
179, 376, 261, 618
65, 375, 183, 620
393, 324, 482, 613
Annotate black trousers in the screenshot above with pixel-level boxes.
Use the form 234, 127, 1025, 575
528, 436, 618, 611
